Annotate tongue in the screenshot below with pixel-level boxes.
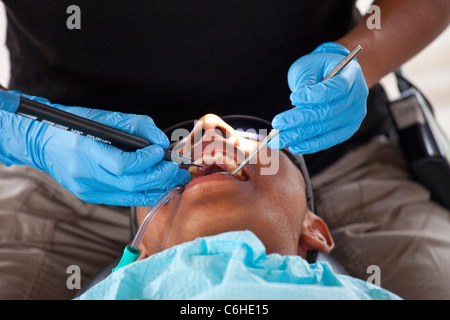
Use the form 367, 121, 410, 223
201, 164, 228, 176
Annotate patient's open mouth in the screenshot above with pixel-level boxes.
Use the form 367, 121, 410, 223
187, 152, 248, 181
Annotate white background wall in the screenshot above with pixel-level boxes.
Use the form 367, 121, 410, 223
0, 3, 8, 87
1, 2, 449, 135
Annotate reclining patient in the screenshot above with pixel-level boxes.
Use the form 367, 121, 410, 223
77, 114, 400, 300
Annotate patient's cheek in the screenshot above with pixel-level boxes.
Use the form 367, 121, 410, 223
136, 207, 150, 226
257, 147, 280, 176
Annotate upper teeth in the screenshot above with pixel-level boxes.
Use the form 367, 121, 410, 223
188, 152, 246, 180
194, 152, 237, 168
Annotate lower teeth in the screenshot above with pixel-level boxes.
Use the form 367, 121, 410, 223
188, 166, 199, 175
187, 165, 246, 181
234, 172, 246, 181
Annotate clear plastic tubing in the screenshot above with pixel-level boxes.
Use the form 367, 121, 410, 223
130, 185, 184, 249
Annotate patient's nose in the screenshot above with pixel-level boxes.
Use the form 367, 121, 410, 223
189, 114, 240, 147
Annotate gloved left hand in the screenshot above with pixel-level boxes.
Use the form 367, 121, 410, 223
269, 42, 368, 154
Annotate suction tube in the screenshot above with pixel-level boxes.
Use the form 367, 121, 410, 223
112, 185, 184, 272
131, 185, 184, 249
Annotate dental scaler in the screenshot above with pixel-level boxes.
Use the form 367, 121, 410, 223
0, 91, 201, 167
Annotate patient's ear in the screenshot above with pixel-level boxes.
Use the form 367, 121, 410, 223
298, 210, 334, 257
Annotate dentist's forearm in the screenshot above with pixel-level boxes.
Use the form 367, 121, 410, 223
336, 0, 450, 88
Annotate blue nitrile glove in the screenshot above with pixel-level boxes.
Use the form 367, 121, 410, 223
0, 90, 190, 206
269, 42, 368, 154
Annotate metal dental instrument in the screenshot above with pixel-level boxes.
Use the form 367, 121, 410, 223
112, 185, 185, 272
0, 92, 202, 167
230, 44, 363, 176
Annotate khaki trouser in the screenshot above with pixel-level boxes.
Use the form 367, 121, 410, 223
0, 164, 130, 299
312, 135, 450, 300
1, 135, 449, 299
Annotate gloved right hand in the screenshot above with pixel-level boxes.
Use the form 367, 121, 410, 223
269, 42, 368, 154
0, 90, 190, 206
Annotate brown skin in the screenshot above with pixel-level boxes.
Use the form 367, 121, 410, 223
337, 0, 450, 88
136, 114, 334, 260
